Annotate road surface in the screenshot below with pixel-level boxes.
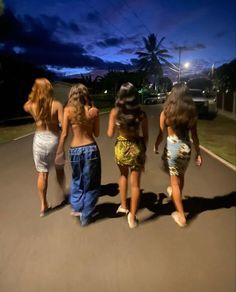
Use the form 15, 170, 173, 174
0, 104, 235, 292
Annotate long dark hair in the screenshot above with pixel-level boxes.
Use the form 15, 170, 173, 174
67, 83, 93, 124
163, 82, 197, 130
115, 82, 144, 132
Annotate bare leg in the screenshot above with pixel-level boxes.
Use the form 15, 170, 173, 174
170, 175, 186, 225
55, 166, 66, 197
118, 165, 129, 209
37, 172, 49, 212
129, 169, 141, 223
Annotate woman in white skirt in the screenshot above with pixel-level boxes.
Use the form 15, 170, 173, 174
24, 78, 65, 217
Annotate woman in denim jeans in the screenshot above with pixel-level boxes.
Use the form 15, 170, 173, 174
56, 83, 101, 226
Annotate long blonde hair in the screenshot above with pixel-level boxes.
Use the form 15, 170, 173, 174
67, 83, 93, 124
164, 82, 197, 130
28, 78, 53, 120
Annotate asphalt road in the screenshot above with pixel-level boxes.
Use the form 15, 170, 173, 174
0, 105, 235, 292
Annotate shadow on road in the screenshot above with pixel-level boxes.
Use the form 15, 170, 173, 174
100, 183, 119, 197
142, 191, 236, 224
42, 185, 236, 226
45, 183, 120, 217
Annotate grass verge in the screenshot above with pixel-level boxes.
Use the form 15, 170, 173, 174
197, 114, 236, 166
0, 108, 111, 145
0, 123, 35, 144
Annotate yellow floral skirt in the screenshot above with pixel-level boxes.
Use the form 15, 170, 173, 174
114, 136, 146, 170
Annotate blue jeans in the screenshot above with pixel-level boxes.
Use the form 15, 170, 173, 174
69, 143, 101, 225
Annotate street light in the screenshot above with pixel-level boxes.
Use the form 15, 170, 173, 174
176, 46, 190, 81
184, 62, 190, 69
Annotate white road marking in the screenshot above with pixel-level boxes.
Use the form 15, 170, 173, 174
200, 144, 236, 171
13, 132, 34, 140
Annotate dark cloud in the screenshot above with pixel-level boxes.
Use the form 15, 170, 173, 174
39, 14, 81, 33
86, 12, 102, 25
118, 48, 135, 54
0, 9, 130, 70
96, 37, 124, 48
170, 42, 206, 52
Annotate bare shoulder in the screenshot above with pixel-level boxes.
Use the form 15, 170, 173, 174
88, 106, 99, 118
52, 100, 63, 110
110, 107, 118, 117
160, 110, 166, 121
64, 105, 73, 115
23, 100, 33, 112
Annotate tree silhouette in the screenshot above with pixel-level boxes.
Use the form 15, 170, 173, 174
136, 34, 172, 89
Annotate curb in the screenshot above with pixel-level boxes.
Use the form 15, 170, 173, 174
200, 144, 236, 171
13, 132, 34, 141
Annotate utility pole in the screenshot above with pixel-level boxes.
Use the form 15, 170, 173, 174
177, 47, 182, 82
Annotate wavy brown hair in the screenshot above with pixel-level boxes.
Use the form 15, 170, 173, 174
67, 83, 93, 124
116, 82, 144, 132
163, 82, 197, 130
28, 78, 53, 121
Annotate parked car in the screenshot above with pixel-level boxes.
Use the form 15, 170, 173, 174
143, 96, 158, 105
189, 89, 217, 118
143, 93, 167, 105
157, 92, 166, 103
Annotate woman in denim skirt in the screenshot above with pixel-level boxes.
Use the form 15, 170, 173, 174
154, 83, 202, 227
56, 83, 101, 226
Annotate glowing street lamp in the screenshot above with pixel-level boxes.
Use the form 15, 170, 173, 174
178, 62, 190, 81
184, 62, 190, 69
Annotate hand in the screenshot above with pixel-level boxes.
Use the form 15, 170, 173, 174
55, 151, 65, 166
195, 154, 202, 166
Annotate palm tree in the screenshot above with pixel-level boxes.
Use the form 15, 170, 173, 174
136, 33, 172, 89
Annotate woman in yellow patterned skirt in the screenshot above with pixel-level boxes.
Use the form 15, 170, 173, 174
107, 82, 148, 228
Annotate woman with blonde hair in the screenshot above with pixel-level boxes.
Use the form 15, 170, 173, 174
154, 82, 202, 227
107, 82, 148, 229
24, 78, 65, 217
56, 83, 101, 226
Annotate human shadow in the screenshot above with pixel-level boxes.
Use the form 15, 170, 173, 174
142, 191, 236, 224
92, 202, 121, 222
48, 194, 70, 215
92, 190, 161, 223
100, 183, 119, 197
46, 183, 119, 217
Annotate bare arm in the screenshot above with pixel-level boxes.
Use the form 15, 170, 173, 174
56, 107, 70, 158
154, 111, 166, 153
92, 108, 100, 137
190, 123, 202, 166
56, 101, 64, 127
107, 108, 117, 137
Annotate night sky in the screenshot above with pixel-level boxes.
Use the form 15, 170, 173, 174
1, 0, 235, 77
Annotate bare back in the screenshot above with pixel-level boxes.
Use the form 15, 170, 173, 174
24, 100, 63, 134
65, 105, 99, 147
